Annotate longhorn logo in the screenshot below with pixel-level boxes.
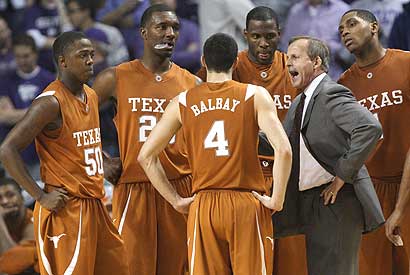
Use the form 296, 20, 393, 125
47, 233, 66, 248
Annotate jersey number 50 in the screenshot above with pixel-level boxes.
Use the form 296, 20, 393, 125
204, 121, 229, 156
84, 147, 104, 176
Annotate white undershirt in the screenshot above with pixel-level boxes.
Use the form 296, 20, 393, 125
299, 73, 335, 191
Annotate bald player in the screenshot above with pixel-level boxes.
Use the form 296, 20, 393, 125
198, 6, 305, 274
339, 9, 410, 275
0, 31, 129, 275
92, 4, 198, 275
139, 32, 292, 275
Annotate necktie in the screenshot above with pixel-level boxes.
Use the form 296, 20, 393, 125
289, 93, 306, 181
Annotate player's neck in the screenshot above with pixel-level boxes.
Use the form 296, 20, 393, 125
59, 74, 85, 98
206, 71, 232, 83
355, 41, 386, 68
141, 53, 171, 75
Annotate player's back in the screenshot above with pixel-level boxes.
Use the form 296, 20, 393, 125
115, 60, 197, 184
35, 80, 104, 199
179, 80, 266, 194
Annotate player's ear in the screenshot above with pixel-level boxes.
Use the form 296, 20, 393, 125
140, 27, 147, 40
201, 55, 206, 68
58, 55, 67, 68
243, 29, 248, 40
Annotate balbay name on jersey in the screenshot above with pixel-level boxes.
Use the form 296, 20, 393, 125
272, 94, 292, 110
358, 90, 403, 111
128, 97, 168, 113
191, 98, 241, 117
72, 128, 102, 147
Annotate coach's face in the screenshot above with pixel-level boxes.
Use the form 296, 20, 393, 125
61, 38, 94, 83
286, 39, 316, 91
338, 12, 378, 54
244, 19, 280, 65
141, 11, 180, 58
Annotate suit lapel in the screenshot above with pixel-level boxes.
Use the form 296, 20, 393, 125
301, 75, 330, 130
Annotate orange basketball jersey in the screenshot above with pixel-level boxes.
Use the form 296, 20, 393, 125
179, 81, 266, 194
339, 49, 410, 180
114, 60, 197, 184
35, 80, 105, 199
197, 50, 297, 121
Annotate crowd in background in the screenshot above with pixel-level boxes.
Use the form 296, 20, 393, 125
0, 1, 409, 273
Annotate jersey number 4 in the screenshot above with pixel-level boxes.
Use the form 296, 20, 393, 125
204, 121, 229, 156
84, 147, 104, 176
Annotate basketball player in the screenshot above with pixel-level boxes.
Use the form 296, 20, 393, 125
0, 31, 129, 275
198, 6, 306, 274
138, 33, 292, 275
92, 4, 198, 275
339, 9, 410, 275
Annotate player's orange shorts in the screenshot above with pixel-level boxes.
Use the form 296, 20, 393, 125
359, 178, 410, 275
112, 175, 191, 275
262, 174, 308, 275
33, 196, 129, 275
187, 190, 273, 275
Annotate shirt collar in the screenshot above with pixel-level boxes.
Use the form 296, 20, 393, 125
303, 72, 326, 98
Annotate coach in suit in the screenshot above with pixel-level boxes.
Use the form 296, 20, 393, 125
260, 36, 384, 275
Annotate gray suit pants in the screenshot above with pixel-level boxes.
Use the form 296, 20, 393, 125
300, 183, 364, 275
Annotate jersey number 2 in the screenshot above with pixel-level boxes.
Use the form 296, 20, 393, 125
204, 121, 229, 156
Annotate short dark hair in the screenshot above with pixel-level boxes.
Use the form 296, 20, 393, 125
12, 34, 37, 52
52, 31, 87, 66
343, 9, 378, 24
246, 6, 279, 29
289, 36, 330, 73
203, 33, 238, 73
66, 0, 98, 19
140, 4, 173, 27
0, 177, 22, 194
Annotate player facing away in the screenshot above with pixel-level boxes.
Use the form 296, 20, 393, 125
92, 4, 198, 275
338, 9, 410, 275
0, 31, 129, 275
138, 33, 292, 275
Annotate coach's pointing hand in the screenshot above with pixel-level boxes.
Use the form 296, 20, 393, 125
38, 188, 69, 212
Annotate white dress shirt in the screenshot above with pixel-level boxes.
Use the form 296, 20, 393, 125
299, 73, 335, 191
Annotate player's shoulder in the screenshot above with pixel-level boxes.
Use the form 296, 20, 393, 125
388, 48, 410, 62
116, 59, 137, 73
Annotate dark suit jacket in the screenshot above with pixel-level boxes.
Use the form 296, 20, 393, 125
260, 75, 385, 237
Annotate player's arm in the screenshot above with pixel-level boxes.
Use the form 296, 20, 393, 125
0, 96, 68, 211
385, 148, 410, 246
252, 86, 292, 212
92, 67, 122, 183
138, 98, 194, 214
92, 67, 117, 106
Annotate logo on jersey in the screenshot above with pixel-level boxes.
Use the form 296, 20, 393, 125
128, 97, 168, 113
47, 233, 66, 248
272, 95, 292, 110
358, 90, 403, 111
190, 98, 241, 117
72, 128, 101, 147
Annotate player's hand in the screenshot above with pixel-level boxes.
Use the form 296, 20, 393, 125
385, 209, 404, 246
38, 188, 69, 212
173, 195, 196, 214
252, 191, 283, 213
320, 177, 345, 205
104, 157, 122, 185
